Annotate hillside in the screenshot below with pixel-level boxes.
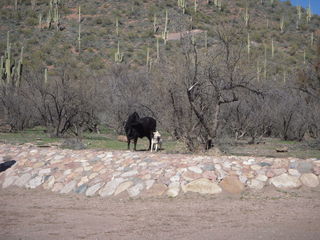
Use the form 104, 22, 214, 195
0, 0, 319, 73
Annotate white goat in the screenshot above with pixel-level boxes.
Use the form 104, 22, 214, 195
151, 131, 162, 152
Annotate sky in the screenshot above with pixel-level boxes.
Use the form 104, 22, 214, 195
282, 0, 320, 15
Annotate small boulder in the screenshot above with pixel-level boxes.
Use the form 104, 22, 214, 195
300, 173, 319, 188
270, 173, 301, 189
248, 179, 264, 190
114, 181, 133, 196
182, 178, 222, 195
297, 162, 313, 174
220, 176, 245, 194
276, 147, 288, 152
144, 183, 167, 197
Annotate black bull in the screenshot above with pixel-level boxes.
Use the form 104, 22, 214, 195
124, 112, 156, 151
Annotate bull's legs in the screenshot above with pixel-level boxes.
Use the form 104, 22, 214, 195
147, 136, 152, 151
133, 138, 138, 151
127, 139, 131, 150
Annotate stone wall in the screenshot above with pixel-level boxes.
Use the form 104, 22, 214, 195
0, 144, 319, 198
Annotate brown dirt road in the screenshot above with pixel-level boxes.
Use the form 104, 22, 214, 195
1, 186, 320, 240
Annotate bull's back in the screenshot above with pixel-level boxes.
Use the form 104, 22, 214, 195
140, 117, 156, 132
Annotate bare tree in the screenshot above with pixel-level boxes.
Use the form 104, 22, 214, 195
151, 25, 259, 151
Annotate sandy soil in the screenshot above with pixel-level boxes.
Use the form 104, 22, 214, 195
1, 187, 320, 240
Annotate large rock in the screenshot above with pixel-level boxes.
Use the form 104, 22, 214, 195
220, 176, 245, 194
2, 175, 18, 188
188, 166, 203, 174
114, 181, 133, 196
297, 162, 313, 174
99, 178, 125, 197
14, 173, 32, 187
270, 173, 301, 189
182, 178, 222, 195
121, 170, 138, 178
144, 183, 167, 197
86, 182, 104, 196
43, 176, 55, 190
167, 182, 180, 198
127, 183, 144, 197
300, 173, 319, 188
255, 174, 268, 182
60, 180, 77, 194
182, 171, 202, 181
26, 176, 44, 189
248, 179, 264, 190
288, 169, 301, 177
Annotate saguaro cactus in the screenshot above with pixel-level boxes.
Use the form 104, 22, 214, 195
31, 0, 36, 10
178, 0, 186, 14
78, 5, 81, 53
44, 68, 48, 85
153, 14, 158, 33
297, 5, 302, 20
280, 16, 284, 33
46, 0, 60, 30
146, 47, 150, 67
16, 46, 23, 87
306, 1, 312, 23
257, 61, 261, 82
194, 0, 198, 13
162, 10, 169, 45
156, 38, 160, 59
204, 31, 208, 51
244, 6, 250, 28
115, 17, 119, 36
247, 32, 250, 59
271, 38, 274, 59
115, 41, 124, 63
0, 31, 24, 87
217, 0, 222, 11
39, 13, 42, 29
264, 43, 267, 80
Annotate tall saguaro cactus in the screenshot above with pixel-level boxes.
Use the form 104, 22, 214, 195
146, 47, 150, 67
115, 41, 124, 63
31, 0, 36, 10
194, 0, 198, 13
244, 6, 250, 28
44, 68, 48, 85
178, 0, 186, 14
46, 0, 60, 30
156, 38, 160, 59
0, 31, 24, 88
271, 38, 274, 59
153, 14, 158, 33
39, 13, 42, 29
247, 32, 250, 59
162, 10, 169, 45
264, 43, 267, 80
280, 16, 284, 33
257, 61, 261, 82
306, 1, 312, 23
115, 17, 119, 36
204, 31, 208, 51
78, 5, 81, 53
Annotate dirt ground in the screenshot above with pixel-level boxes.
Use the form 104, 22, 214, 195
1, 187, 320, 240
